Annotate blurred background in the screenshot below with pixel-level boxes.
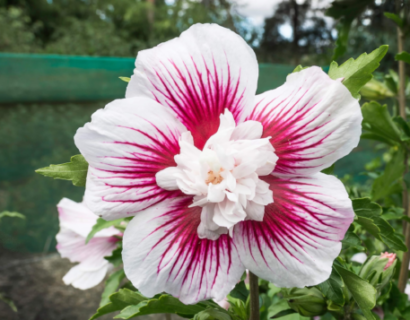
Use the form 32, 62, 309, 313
0, 0, 402, 319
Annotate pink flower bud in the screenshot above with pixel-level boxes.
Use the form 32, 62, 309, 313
380, 252, 396, 270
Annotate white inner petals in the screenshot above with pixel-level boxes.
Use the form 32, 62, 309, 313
156, 110, 278, 240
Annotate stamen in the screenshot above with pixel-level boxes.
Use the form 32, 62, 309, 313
205, 169, 223, 185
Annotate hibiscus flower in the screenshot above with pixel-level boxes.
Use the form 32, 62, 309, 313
74, 23, 361, 303
56, 198, 121, 289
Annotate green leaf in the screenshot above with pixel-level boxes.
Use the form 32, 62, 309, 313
384, 12, 404, 28
342, 231, 364, 250
353, 198, 407, 251
114, 295, 209, 319
100, 269, 126, 307
328, 45, 389, 99
89, 288, 147, 320
105, 246, 123, 267
267, 300, 292, 319
317, 268, 345, 305
334, 265, 376, 320
86, 218, 124, 243
353, 198, 382, 218
119, 77, 131, 82
395, 51, 410, 65
361, 102, 402, 145
0, 211, 25, 221
321, 164, 335, 175
325, 0, 372, 60
332, 18, 353, 61
292, 65, 308, 73
229, 281, 249, 303
193, 308, 232, 320
35, 154, 88, 187
371, 151, 405, 201
393, 116, 410, 140
0, 293, 17, 312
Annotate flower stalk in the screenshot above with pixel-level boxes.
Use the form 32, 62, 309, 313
396, 0, 410, 293
249, 271, 259, 320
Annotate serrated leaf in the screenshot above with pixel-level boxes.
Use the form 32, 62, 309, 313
292, 65, 308, 73
395, 51, 410, 65
0, 211, 25, 221
317, 268, 345, 305
36, 154, 88, 187
334, 265, 376, 320
353, 199, 407, 251
100, 269, 126, 307
361, 102, 402, 145
119, 77, 131, 82
89, 288, 146, 320
229, 281, 249, 303
114, 295, 209, 319
384, 12, 404, 27
328, 45, 389, 99
371, 151, 405, 201
86, 218, 124, 243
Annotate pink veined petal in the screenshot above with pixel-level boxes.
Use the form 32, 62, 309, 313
234, 173, 354, 288
122, 196, 245, 304
56, 228, 118, 267
126, 23, 259, 150
57, 198, 118, 238
247, 67, 362, 175
74, 97, 187, 220
56, 226, 118, 289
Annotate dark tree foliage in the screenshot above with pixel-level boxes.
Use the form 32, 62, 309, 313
257, 0, 334, 66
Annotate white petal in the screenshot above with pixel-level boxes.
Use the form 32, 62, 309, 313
63, 263, 110, 290
123, 197, 244, 304
126, 23, 258, 150
248, 66, 362, 175
351, 252, 367, 264
234, 173, 354, 288
231, 121, 263, 140
156, 167, 181, 190
74, 97, 187, 220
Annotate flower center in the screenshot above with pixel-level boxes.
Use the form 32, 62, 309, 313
155, 110, 278, 240
205, 169, 223, 185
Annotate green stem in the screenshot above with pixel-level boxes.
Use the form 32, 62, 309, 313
249, 272, 259, 320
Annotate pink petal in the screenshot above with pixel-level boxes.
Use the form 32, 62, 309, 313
74, 97, 186, 220
57, 198, 118, 238
126, 23, 258, 150
123, 196, 245, 304
234, 173, 354, 288
247, 67, 362, 175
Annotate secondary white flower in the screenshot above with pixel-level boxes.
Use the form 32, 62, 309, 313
56, 198, 121, 290
351, 252, 368, 264
75, 24, 361, 303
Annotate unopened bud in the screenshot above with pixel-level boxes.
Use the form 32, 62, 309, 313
359, 252, 397, 290
360, 79, 395, 100
283, 287, 326, 317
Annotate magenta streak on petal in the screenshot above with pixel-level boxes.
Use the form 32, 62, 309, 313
91, 120, 183, 214
146, 197, 234, 292
249, 88, 337, 174
145, 56, 246, 150
240, 175, 341, 267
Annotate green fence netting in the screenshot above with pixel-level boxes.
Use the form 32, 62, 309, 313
0, 53, 371, 253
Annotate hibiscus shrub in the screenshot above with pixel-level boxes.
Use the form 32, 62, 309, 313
35, 6, 410, 320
